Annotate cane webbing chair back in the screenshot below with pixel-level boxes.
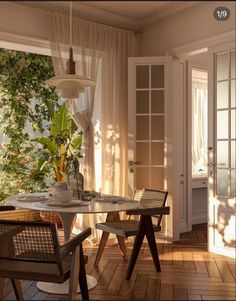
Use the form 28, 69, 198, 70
0, 221, 58, 264
129, 188, 168, 227
137, 188, 168, 226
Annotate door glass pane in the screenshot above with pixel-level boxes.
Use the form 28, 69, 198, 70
151, 90, 164, 113
136, 91, 149, 113
217, 53, 229, 81
231, 51, 235, 78
151, 116, 164, 140
151, 167, 164, 190
217, 110, 228, 139
136, 167, 149, 188
230, 169, 235, 197
231, 109, 235, 139
217, 141, 228, 168
231, 141, 235, 168
216, 169, 229, 196
136, 116, 149, 140
231, 80, 235, 108
136, 142, 149, 165
136, 65, 149, 89
217, 81, 228, 109
151, 65, 164, 88
151, 142, 164, 165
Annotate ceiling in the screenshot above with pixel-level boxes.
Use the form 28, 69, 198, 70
16, 1, 217, 31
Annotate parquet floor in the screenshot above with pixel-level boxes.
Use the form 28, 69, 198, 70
2, 224, 236, 300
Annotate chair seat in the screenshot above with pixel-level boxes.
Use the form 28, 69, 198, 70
96, 220, 162, 237
96, 220, 140, 237
0, 254, 88, 283
0, 260, 67, 283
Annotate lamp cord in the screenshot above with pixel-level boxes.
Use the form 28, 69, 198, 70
69, 1, 72, 48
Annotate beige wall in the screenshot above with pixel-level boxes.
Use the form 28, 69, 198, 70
189, 52, 208, 69
0, 2, 49, 41
141, 2, 235, 55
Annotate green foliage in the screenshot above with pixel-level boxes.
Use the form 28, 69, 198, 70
0, 48, 60, 203
32, 104, 83, 182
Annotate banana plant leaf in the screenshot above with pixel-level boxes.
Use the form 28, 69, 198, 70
32, 137, 58, 153
50, 104, 71, 137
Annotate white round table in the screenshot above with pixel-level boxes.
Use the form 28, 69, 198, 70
5, 192, 139, 295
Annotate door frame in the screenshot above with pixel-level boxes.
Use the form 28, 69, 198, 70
187, 63, 208, 232
170, 30, 235, 240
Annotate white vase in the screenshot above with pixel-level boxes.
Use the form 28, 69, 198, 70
48, 182, 73, 203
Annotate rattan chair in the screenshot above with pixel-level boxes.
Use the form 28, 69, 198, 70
0, 220, 91, 300
95, 189, 169, 279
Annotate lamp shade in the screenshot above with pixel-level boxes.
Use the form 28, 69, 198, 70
46, 2, 96, 99
45, 74, 96, 98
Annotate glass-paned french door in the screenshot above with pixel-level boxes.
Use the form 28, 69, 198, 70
208, 41, 235, 258
135, 64, 165, 190
216, 50, 235, 197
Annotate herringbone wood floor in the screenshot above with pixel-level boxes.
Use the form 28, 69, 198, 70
2, 224, 236, 300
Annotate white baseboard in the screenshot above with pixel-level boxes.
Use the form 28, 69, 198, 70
180, 221, 188, 233
192, 211, 207, 225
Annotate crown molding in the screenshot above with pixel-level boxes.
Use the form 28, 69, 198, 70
170, 30, 235, 58
15, 1, 139, 31
140, 1, 217, 29
15, 1, 218, 32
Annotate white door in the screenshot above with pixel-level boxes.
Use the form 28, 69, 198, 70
128, 56, 182, 241
208, 42, 235, 258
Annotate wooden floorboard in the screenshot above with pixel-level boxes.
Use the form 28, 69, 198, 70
2, 223, 235, 300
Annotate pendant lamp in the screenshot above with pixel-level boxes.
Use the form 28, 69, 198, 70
46, 1, 95, 98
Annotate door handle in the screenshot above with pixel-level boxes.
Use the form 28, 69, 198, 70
207, 162, 215, 167
128, 161, 140, 166
217, 163, 226, 167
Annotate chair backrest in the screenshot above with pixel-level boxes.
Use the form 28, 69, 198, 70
133, 188, 168, 226
0, 220, 59, 264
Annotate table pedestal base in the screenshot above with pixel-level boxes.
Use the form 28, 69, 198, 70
37, 275, 97, 294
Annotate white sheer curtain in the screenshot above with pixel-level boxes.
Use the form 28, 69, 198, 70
48, 12, 136, 243
192, 80, 208, 175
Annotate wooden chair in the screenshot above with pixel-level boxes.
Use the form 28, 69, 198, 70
95, 189, 169, 279
0, 220, 91, 300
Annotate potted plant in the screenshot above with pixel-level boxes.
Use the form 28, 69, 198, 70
32, 104, 83, 224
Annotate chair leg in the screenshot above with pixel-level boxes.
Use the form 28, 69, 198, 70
11, 279, 24, 300
94, 212, 120, 267
0, 278, 6, 300
94, 231, 110, 267
79, 246, 89, 301
117, 235, 128, 261
69, 245, 81, 300
126, 216, 145, 280
144, 216, 161, 272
